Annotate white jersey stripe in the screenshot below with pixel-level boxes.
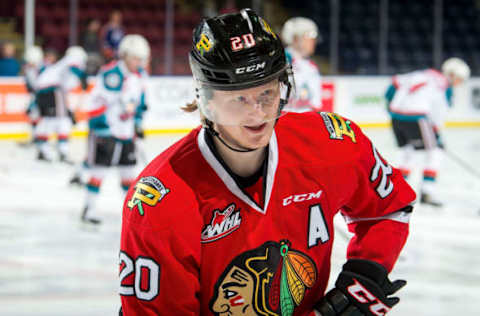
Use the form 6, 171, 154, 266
197, 128, 278, 215
343, 208, 412, 224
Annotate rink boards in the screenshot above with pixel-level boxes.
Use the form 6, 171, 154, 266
0, 75, 480, 139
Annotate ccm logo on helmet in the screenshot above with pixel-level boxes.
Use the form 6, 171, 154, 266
235, 62, 266, 74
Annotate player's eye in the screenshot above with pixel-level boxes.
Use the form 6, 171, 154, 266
258, 91, 275, 104
235, 96, 247, 103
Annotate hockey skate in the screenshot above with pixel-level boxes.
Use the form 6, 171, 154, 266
81, 207, 101, 225
69, 173, 84, 186
37, 151, 52, 162
59, 153, 74, 165
420, 192, 443, 207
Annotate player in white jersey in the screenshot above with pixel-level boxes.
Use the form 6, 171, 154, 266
81, 34, 150, 225
33, 46, 88, 162
281, 17, 322, 112
21, 46, 44, 146
385, 58, 470, 206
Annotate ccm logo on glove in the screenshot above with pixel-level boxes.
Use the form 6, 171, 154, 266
347, 278, 390, 315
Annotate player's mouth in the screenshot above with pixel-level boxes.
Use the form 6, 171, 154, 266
243, 123, 267, 133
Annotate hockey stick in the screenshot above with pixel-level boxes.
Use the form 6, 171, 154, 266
443, 148, 480, 180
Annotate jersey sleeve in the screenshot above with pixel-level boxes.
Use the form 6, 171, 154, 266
134, 91, 147, 126
24, 67, 36, 93
119, 170, 203, 315
384, 83, 396, 109
84, 73, 110, 133
70, 66, 88, 90
86, 73, 106, 111
134, 72, 149, 126
340, 120, 416, 272
429, 85, 451, 128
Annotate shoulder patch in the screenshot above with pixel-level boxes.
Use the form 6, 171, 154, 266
103, 67, 123, 91
319, 112, 356, 143
127, 176, 170, 216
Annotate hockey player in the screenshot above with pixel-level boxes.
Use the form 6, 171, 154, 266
385, 58, 470, 207
22, 46, 44, 146
281, 16, 323, 112
119, 10, 415, 316
33, 46, 88, 162
81, 34, 149, 225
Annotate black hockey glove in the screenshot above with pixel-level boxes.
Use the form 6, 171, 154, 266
315, 259, 406, 316
135, 124, 144, 139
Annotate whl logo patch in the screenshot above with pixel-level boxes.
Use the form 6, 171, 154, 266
201, 203, 241, 243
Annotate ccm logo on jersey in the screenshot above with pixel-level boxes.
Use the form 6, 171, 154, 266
347, 279, 390, 316
235, 62, 266, 74
283, 190, 322, 206
201, 203, 242, 243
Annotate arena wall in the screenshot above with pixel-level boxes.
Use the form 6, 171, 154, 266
0, 76, 479, 139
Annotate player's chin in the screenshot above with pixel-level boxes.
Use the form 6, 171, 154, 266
241, 121, 274, 147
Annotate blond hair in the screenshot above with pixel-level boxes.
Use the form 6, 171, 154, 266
181, 100, 199, 113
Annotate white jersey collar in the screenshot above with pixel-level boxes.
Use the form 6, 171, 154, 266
197, 128, 279, 214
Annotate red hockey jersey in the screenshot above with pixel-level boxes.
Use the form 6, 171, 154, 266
119, 111, 416, 316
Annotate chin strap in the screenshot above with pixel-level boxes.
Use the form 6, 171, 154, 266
204, 119, 256, 153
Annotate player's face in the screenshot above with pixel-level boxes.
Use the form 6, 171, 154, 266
452, 77, 464, 87
44, 53, 58, 65
300, 36, 316, 57
293, 34, 316, 58
124, 55, 144, 72
211, 80, 281, 150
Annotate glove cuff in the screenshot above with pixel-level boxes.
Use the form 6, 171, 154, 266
341, 259, 388, 286
316, 259, 405, 316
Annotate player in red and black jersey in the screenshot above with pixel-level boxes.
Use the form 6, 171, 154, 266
119, 9, 416, 316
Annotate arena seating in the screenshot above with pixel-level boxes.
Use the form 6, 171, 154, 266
9, 0, 480, 75
13, 0, 201, 75
287, 0, 479, 75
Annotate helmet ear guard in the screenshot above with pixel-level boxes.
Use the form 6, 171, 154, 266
278, 65, 295, 111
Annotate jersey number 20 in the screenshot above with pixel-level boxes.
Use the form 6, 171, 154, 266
119, 251, 160, 301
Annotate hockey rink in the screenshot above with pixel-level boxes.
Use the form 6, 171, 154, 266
0, 127, 479, 316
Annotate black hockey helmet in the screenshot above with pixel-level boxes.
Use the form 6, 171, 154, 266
189, 9, 294, 125
190, 8, 291, 90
